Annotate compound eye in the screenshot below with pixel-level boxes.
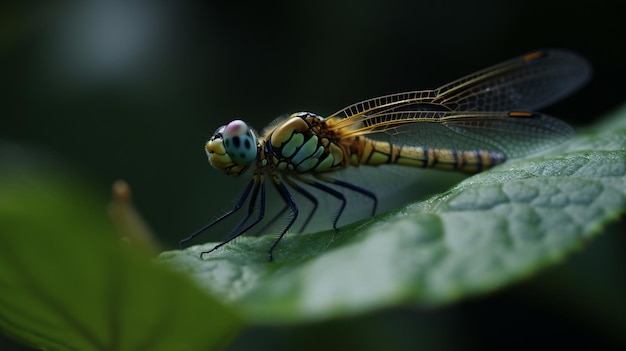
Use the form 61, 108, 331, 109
222, 120, 257, 166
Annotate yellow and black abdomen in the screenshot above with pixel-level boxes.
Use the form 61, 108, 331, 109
351, 137, 506, 174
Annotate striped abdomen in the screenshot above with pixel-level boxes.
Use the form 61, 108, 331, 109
349, 137, 506, 173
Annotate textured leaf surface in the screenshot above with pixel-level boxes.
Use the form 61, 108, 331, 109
161, 105, 626, 324
0, 147, 242, 351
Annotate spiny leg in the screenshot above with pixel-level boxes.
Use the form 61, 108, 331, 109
284, 176, 319, 233
250, 175, 319, 237
312, 173, 378, 218
179, 178, 256, 249
200, 175, 267, 258
267, 173, 299, 261
250, 204, 289, 237
228, 173, 266, 237
294, 174, 347, 231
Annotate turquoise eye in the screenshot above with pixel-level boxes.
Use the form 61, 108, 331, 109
222, 120, 257, 165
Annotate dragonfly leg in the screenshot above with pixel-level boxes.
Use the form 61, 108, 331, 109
227, 174, 267, 237
313, 174, 378, 217
283, 176, 319, 233
249, 204, 289, 237
249, 174, 319, 237
268, 174, 299, 261
200, 175, 267, 258
179, 177, 256, 249
294, 174, 346, 231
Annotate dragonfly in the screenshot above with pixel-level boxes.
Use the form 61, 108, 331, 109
180, 49, 591, 260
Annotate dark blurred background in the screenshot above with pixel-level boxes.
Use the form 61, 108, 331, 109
1, 0, 624, 350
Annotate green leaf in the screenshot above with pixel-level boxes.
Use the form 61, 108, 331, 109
0, 145, 242, 351
161, 104, 626, 324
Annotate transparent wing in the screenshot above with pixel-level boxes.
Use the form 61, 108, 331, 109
332, 110, 574, 159
327, 49, 591, 119
432, 49, 591, 111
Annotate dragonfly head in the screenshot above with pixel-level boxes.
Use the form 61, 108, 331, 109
205, 120, 258, 176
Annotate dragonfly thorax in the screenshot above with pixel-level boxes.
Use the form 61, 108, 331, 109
205, 119, 259, 177
267, 112, 349, 174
